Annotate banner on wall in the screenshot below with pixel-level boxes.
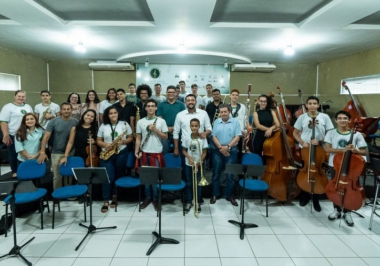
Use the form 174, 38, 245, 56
136, 64, 230, 95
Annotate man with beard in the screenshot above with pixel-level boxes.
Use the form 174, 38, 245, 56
173, 94, 212, 197
136, 84, 152, 120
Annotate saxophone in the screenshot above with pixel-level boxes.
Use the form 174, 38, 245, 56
40, 106, 51, 127
99, 122, 130, 160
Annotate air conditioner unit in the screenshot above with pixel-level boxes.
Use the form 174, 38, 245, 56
88, 61, 135, 71
231, 63, 276, 73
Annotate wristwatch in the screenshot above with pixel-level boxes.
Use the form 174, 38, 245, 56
227, 145, 231, 151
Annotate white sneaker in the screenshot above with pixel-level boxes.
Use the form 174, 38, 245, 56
328, 208, 341, 221
343, 212, 354, 227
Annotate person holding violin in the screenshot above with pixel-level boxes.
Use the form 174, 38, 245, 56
324, 110, 367, 226
252, 94, 280, 161
293, 96, 334, 211
59, 109, 98, 166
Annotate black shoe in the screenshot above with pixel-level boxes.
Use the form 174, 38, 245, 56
199, 198, 204, 205
299, 198, 309, 207
313, 198, 321, 212
197, 205, 201, 212
226, 197, 238, 207
210, 196, 217, 204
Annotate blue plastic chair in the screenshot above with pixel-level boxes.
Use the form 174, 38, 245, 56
52, 156, 87, 229
3, 159, 49, 237
158, 153, 185, 216
241, 153, 269, 217
115, 153, 141, 212
368, 122, 380, 146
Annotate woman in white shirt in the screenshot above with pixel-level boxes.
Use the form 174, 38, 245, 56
97, 106, 133, 213
0, 90, 33, 177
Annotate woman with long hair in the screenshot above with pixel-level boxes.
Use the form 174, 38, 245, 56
99, 88, 118, 124
81, 90, 101, 119
14, 113, 44, 163
60, 109, 98, 165
97, 106, 133, 213
0, 90, 34, 177
67, 92, 82, 121
252, 94, 280, 160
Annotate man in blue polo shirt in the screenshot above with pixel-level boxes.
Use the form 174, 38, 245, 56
211, 104, 242, 206
157, 85, 185, 154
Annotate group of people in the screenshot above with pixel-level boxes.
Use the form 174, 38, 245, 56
0, 83, 368, 227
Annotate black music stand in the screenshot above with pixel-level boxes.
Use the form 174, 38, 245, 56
226, 164, 266, 240
72, 167, 117, 251
139, 167, 181, 256
0, 180, 36, 266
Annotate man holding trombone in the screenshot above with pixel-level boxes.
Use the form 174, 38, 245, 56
182, 118, 208, 215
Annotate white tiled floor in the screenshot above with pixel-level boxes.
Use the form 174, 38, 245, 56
1, 165, 380, 265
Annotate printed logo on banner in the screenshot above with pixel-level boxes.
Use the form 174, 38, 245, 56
150, 68, 161, 79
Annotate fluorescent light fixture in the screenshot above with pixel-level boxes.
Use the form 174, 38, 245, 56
75, 42, 86, 53
178, 43, 186, 53
284, 45, 294, 56
145, 58, 149, 67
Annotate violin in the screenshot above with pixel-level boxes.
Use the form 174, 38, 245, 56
342, 81, 380, 142
296, 116, 328, 195
262, 92, 301, 202
325, 121, 366, 211
294, 89, 307, 119
86, 131, 99, 167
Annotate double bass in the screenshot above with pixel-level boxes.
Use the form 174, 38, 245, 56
277, 86, 293, 136
342, 81, 380, 142
86, 131, 99, 167
262, 92, 301, 202
296, 116, 328, 196
294, 89, 306, 119
325, 122, 366, 211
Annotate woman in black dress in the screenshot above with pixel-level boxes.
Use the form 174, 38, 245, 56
252, 94, 280, 160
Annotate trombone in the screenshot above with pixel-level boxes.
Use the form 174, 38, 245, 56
190, 139, 209, 218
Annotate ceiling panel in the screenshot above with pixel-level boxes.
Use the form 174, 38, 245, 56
353, 10, 380, 25
34, 0, 154, 21
211, 0, 332, 23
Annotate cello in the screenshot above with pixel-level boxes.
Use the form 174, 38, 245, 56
325, 121, 366, 211
277, 86, 293, 130
262, 93, 301, 202
342, 81, 380, 142
296, 116, 328, 196
86, 131, 99, 167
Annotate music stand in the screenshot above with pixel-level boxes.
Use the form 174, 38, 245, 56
139, 167, 181, 256
225, 164, 266, 240
72, 167, 117, 251
0, 180, 35, 266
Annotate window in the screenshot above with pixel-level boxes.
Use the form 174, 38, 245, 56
0, 72, 21, 91
341, 74, 380, 95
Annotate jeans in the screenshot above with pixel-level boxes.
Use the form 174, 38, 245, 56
211, 146, 238, 199
161, 134, 174, 155
143, 155, 159, 201
100, 148, 128, 201
7, 135, 18, 174
185, 165, 202, 203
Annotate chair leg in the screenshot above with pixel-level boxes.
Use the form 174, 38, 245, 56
266, 191, 268, 217
52, 200, 55, 229
5, 203, 8, 237
115, 186, 118, 213
40, 199, 44, 230
138, 185, 141, 212
83, 195, 87, 223
182, 190, 185, 216
370, 183, 380, 229
45, 195, 50, 213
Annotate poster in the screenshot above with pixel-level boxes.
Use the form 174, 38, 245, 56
136, 64, 230, 95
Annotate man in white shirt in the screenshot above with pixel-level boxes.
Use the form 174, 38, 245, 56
191, 84, 203, 109
173, 94, 212, 183
201, 84, 214, 110
178, 80, 189, 100
150, 83, 166, 104
34, 90, 60, 129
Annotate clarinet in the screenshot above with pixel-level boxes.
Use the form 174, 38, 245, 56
138, 117, 158, 153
